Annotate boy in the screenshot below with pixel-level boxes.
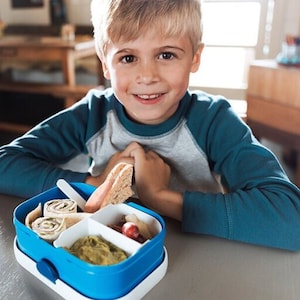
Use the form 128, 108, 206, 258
1, 0, 300, 250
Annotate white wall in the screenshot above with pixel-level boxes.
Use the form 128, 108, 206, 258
0, 0, 91, 25
283, 0, 300, 35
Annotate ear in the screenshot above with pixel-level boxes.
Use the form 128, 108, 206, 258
101, 60, 111, 80
190, 43, 204, 73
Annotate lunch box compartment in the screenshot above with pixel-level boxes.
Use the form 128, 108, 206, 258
91, 203, 162, 237
53, 216, 142, 255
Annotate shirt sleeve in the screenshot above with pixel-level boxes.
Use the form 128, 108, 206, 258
0, 98, 91, 198
181, 97, 300, 251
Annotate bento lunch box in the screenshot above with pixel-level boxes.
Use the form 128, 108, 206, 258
13, 183, 167, 299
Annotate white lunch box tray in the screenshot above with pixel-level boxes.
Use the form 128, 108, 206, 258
14, 237, 168, 300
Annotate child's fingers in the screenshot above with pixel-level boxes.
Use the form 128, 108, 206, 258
123, 142, 146, 159
146, 150, 160, 159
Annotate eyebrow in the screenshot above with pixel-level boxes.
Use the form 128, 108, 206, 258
115, 48, 132, 55
115, 45, 185, 55
158, 45, 185, 53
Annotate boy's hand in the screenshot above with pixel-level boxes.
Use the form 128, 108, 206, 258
85, 146, 134, 187
85, 141, 183, 221
129, 142, 183, 221
130, 145, 171, 199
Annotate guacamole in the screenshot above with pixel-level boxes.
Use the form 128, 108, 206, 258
65, 235, 128, 265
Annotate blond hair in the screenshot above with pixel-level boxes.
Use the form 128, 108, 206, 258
91, 0, 203, 59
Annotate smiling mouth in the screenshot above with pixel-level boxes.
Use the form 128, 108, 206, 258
136, 94, 163, 100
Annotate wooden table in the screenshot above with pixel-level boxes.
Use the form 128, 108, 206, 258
0, 35, 103, 132
246, 60, 300, 187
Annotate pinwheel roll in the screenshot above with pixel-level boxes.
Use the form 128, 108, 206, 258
43, 199, 77, 217
44, 199, 91, 228
25, 203, 42, 228
31, 216, 66, 242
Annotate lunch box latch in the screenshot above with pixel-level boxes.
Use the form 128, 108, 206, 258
37, 258, 59, 283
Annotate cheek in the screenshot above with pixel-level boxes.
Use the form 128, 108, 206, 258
166, 67, 190, 88
109, 70, 129, 92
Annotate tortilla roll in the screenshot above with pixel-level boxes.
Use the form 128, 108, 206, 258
31, 216, 66, 242
44, 199, 91, 227
25, 203, 42, 228
43, 199, 77, 217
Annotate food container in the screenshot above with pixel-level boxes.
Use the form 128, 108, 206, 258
13, 183, 167, 299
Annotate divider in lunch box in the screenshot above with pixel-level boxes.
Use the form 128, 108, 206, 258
53, 217, 142, 256
90, 203, 163, 237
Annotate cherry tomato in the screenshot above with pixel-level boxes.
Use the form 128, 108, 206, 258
122, 222, 139, 239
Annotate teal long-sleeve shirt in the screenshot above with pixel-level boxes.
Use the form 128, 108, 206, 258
1, 88, 300, 250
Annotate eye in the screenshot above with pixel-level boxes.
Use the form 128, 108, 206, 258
158, 52, 175, 60
121, 55, 136, 63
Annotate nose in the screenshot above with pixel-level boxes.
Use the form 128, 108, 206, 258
136, 61, 159, 84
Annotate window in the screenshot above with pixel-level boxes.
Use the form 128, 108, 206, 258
189, 0, 280, 100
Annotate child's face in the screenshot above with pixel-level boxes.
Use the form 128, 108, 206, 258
101, 29, 202, 125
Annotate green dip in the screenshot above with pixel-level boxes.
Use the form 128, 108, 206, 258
65, 235, 128, 265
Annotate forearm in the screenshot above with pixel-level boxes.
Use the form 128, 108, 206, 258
182, 181, 300, 251
139, 189, 183, 221
0, 152, 87, 198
